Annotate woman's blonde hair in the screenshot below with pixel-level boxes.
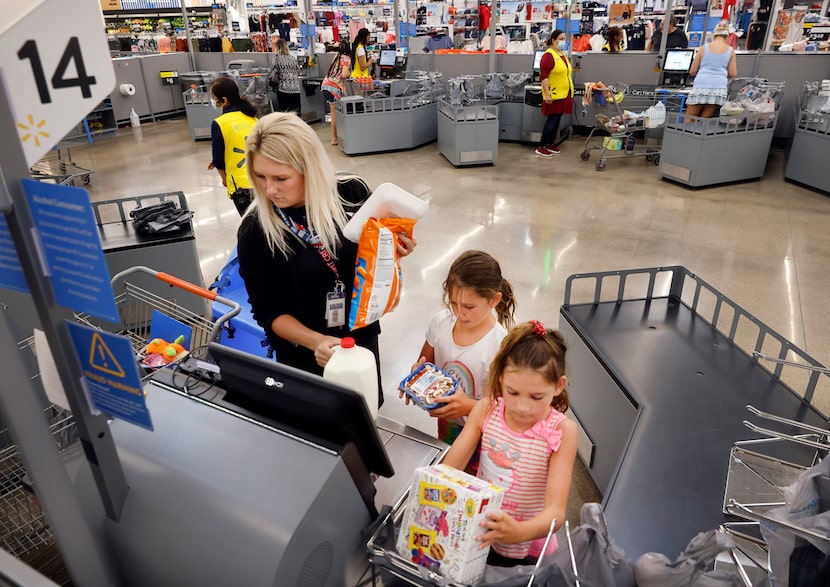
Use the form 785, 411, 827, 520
713, 21, 732, 37
275, 38, 290, 55
245, 112, 352, 258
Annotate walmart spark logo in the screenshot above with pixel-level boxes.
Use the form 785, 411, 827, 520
18, 114, 49, 147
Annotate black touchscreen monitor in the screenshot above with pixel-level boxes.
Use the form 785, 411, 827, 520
208, 342, 394, 478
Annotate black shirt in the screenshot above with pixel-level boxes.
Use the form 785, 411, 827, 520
237, 178, 381, 376
651, 28, 689, 50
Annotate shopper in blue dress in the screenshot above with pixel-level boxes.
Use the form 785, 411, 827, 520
686, 21, 737, 119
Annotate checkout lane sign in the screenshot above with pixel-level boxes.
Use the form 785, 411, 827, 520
1, 0, 116, 167
67, 322, 154, 432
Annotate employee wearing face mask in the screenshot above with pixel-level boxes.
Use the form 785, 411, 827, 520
208, 76, 259, 216
534, 30, 574, 158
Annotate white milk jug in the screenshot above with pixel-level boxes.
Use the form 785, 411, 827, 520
323, 337, 379, 419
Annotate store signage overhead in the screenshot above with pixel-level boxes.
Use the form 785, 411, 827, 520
1, 0, 116, 167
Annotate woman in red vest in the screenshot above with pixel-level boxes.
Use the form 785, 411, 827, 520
535, 30, 574, 158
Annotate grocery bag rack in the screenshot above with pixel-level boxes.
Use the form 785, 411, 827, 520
720, 401, 830, 583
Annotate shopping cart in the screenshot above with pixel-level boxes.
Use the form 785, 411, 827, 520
29, 134, 94, 187
0, 400, 77, 585
0, 267, 241, 581
75, 266, 241, 371
365, 489, 573, 587
579, 83, 685, 171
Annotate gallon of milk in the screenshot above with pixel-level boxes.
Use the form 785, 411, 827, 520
323, 337, 379, 419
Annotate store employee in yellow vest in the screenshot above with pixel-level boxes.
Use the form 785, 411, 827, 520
208, 77, 259, 216
350, 28, 375, 85
535, 30, 575, 158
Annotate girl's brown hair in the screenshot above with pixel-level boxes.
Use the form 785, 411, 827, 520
443, 250, 516, 328
486, 321, 569, 413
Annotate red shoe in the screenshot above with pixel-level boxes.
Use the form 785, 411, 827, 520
546, 144, 561, 154
534, 146, 553, 157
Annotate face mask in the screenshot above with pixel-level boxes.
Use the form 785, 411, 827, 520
210, 98, 221, 111
558, 40, 567, 49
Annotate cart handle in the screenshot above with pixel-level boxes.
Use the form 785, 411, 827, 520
110, 266, 242, 344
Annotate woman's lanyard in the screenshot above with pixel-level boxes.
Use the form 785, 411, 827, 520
275, 206, 346, 327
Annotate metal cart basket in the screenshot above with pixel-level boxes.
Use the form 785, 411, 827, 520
0, 402, 76, 585
76, 266, 241, 370
0, 267, 241, 580
579, 84, 685, 171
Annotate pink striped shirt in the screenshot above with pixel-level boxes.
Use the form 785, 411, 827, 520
478, 397, 565, 559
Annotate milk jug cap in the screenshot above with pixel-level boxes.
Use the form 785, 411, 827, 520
341, 337, 355, 349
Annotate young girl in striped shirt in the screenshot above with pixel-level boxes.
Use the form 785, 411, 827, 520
442, 320, 578, 566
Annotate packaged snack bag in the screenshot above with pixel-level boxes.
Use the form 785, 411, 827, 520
396, 464, 504, 584
349, 217, 415, 330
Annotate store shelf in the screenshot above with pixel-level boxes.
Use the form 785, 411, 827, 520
61, 99, 118, 145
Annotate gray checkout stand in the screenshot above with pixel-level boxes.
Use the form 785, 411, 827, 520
559, 266, 829, 559
93, 192, 207, 317
67, 344, 447, 586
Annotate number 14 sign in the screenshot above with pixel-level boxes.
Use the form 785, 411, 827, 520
2, 0, 116, 167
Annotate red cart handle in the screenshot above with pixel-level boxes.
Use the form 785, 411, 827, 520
155, 271, 218, 301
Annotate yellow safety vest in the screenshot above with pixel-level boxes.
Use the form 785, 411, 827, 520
351, 44, 371, 78
216, 110, 256, 196
544, 48, 574, 101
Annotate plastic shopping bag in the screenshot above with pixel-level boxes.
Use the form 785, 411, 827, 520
634, 529, 743, 587
760, 456, 830, 587
349, 217, 415, 330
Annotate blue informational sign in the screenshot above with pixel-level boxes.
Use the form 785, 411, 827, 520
0, 215, 29, 293
67, 322, 153, 431
22, 179, 119, 323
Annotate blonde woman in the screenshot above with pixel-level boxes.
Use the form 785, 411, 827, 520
236, 113, 417, 405
686, 21, 738, 118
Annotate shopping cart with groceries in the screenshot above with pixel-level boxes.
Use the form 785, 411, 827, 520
579, 82, 686, 171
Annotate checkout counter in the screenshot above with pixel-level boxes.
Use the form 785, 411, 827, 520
67, 343, 447, 586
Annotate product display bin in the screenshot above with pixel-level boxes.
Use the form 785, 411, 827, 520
92, 192, 207, 318
337, 96, 438, 156
785, 81, 830, 194
659, 79, 785, 188
559, 266, 829, 559
436, 99, 499, 167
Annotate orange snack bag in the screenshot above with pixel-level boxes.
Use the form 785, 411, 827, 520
349, 217, 416, 330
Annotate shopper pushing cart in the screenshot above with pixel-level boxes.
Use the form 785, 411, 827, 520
579, 82, 686, 171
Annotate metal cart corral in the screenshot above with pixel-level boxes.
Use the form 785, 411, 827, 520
785, 81, 830, 194
558, 266, 829, 559
659, 79, 785, 188
437, 99, 499, 167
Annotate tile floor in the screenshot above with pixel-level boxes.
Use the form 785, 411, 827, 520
63, 115, 830, 524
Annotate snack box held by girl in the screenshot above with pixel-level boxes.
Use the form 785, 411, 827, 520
396, 464, 504, 584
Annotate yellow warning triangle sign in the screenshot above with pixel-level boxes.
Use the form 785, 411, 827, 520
89, 332, 126, 377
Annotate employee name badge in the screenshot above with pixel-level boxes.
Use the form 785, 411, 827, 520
326, 281, 346, 328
